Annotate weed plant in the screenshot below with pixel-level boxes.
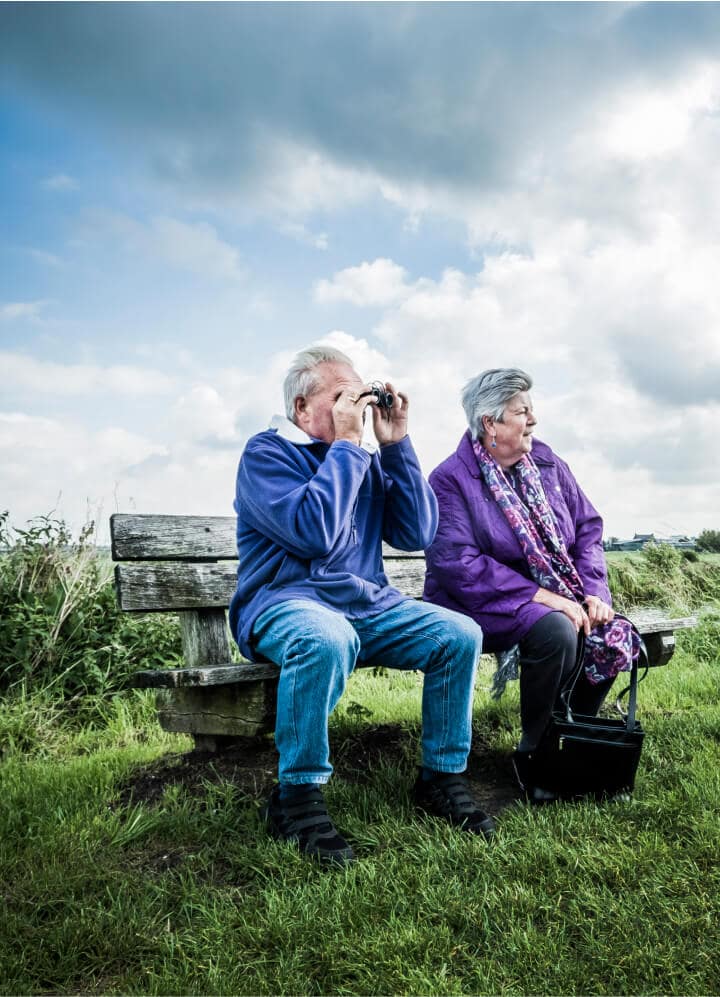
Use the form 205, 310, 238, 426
0, 512, 181, 732
606, 543, 720, 615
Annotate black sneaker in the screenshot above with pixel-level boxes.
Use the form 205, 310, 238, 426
414, 771, 496, 839
263, 784, 356, 867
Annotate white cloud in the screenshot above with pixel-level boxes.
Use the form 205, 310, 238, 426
314, 258, 410, 307
3, 8, 720, 543
94, 426, 168, 467
251, 138, 379, 219
0, 352, 177, 398
94, 212, 245, 282
0, 351, 294, 538
317, 331, 393, 383
317, 247, 720, 538
171, 384, 245, 443
279, 221, 329, 250
149, 216, 245, 282
600, 63, 720, 161
41, 173, 78, 191
0, 300, 50, 321
27, 248, 62, 267
365, 61, 720, 256
0, 412, 169, 536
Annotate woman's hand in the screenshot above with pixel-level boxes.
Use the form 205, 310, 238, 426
532, 587, 590, 635
584, 595, 614, 628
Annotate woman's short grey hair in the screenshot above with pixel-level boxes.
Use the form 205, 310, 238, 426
462, 368, 533, 439
284, 344, 355, 420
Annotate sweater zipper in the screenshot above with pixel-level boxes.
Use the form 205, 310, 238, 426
351, 497, 358, 545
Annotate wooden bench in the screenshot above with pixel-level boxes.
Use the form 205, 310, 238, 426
110, 513, 698, 752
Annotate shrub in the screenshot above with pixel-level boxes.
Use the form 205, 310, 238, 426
0, 512, 182, 708
678, 610, 720, 664
696, 529, 720, 553
641, 540, 683, 574
606, 543, 720, 613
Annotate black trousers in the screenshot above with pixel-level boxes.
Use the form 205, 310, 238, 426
517, 612, 614, 751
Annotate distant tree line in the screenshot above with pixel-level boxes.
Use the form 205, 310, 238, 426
696, 529, 720, 552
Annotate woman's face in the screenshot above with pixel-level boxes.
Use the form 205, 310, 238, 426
486, 390, 537, 467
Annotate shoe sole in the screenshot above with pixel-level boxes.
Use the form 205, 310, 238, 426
415, 802, 496, 840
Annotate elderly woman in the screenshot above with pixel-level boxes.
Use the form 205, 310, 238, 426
424, 368, 640, 804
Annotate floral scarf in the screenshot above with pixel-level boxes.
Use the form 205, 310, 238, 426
472, 439, 640, 695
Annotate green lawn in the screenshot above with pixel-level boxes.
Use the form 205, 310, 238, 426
2, 630, 719, 996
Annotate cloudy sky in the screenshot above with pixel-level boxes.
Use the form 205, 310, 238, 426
2, 2, 720, 542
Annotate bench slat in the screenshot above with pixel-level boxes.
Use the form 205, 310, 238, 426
131, 662, 278, 688
624, 613, 697, 635
130, 616, 691, 689
115, 562, 238, 611
115, 556, 426, 611
115, 554, 700, 637
110, 513, 425, 564
111, 514, 237, 561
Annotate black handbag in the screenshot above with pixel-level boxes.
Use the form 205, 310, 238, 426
531, 622, 647, 800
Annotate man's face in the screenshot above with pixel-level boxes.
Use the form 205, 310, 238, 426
294, 361, 365, 443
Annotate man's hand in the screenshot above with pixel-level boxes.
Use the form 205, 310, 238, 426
532, 587, 591, 636
370, 381, 409, 446
584, 595, 615, 628
332, 387, 369, 446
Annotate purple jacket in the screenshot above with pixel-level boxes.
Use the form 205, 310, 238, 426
423, 432, 611, 652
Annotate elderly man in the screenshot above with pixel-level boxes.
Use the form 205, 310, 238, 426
229, 345, 493, 866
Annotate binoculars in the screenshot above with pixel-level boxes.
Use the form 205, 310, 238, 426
358, 381, 394, 412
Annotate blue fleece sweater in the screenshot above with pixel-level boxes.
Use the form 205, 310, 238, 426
229, 420, 438, 660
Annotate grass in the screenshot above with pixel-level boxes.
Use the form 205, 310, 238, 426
604, 548, 720, 616
2, 639, 720, 996
1, 530, 718, 994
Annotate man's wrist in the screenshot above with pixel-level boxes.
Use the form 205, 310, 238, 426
378, 433, 409, 448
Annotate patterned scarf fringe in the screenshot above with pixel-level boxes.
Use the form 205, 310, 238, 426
491, 646, 520, 700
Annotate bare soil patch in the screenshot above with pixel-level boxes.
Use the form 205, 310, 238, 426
117, 723, 520, 816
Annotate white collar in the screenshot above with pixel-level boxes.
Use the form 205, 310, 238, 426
269, 414, 315, 444
268, 414, 378, 454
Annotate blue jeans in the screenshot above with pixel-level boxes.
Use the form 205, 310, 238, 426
252, 598, 483, 785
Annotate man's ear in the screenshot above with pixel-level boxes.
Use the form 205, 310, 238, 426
294, 395, 307, 425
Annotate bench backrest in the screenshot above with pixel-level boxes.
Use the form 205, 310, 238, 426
110, 513, 697, 669
111, 513, 425, 613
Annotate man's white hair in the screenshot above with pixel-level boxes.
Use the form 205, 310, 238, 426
461, 368, 533, 439
284, 344, 355, 421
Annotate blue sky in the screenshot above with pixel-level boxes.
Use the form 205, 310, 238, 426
2, 2, 720, 541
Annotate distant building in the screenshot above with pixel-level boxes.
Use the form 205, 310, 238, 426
666, 535, 697, 550
604, 533, 696, 552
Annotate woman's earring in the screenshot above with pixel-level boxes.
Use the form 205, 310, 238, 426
491, 435, 497, 449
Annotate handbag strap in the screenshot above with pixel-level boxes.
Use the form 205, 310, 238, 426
559, 630, 586, 722
624, 650, 639, 732
560, 614, 647, 732
616, 625, 650, 730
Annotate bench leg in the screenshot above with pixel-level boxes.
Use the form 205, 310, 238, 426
642, 632, 675, 667
156, 680, 278, 741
